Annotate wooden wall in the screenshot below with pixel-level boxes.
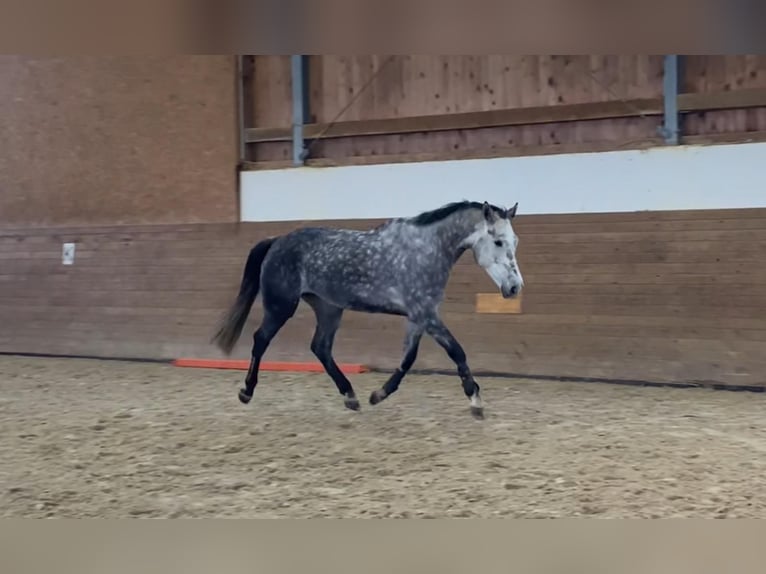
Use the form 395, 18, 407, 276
2, 55, 766, 390
682, 56, 766, 137
254, 56, 666, 124
3, 209, 766, 389
246, 55, 766, 166
0, 56, 239, 228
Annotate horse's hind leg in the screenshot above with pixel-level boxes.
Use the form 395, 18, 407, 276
303, 294, 360, 411
238, 296, 298, 405
369, 320, 423, 406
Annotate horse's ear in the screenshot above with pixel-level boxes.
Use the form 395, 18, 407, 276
507, 202, 518, 219
482, 201, 495, 222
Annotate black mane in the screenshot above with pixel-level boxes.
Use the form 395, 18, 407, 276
408, 201, 503, 227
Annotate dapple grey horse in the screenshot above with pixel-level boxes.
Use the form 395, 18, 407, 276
212, 200, 523, 419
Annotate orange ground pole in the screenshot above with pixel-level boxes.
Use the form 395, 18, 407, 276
171, 358, 369, 374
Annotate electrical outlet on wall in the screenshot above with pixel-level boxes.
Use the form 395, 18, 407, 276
62, 242, 76, 265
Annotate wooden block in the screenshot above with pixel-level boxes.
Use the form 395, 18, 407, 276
475, 293, 523, 314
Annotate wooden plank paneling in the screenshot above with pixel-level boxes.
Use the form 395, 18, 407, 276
682, 56, 766, 93
245, 97, 666, 143
246, 128, 766, 169
251, 55, 292, 128
475, 293, 523, 314
682, 56, 766, 138
250, 118, 659, 165
247, 55, 766, 165
246, 88, 766, 144
305, 56, 664, 123
2, 209, 766, 388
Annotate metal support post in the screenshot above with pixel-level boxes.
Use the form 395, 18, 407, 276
291, 55, 310, 166
661, 55, 680, 145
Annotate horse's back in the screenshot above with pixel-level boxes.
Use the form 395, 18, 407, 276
269, 227, 367, 258
263, 225, 399, 303
261, 226, 371, 282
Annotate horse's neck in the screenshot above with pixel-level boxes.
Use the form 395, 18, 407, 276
433, 212, 479, 264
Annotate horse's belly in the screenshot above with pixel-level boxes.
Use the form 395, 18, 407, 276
348, 283, 408, 314
346, 299, 408, 316
306, 285, 408, 316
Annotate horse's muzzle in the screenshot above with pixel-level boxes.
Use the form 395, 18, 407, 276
501, 284, 521, 299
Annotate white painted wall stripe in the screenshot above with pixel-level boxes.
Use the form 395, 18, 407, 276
240, 141, 766, 222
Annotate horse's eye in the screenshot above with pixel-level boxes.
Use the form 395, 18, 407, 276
494, 240, 503, 247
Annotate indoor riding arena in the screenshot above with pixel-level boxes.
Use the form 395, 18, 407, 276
2, 56, 766, 519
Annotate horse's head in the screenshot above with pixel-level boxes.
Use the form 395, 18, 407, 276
470, 201, 524, 299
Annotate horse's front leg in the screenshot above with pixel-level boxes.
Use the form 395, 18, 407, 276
369, 320, 423, 405
424, 315, 484, 419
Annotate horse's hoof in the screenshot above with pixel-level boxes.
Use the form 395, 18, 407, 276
369, 389, 386, 405
344, 397, 361, 411
470, 406, 485, 420
238, 389, 253, 404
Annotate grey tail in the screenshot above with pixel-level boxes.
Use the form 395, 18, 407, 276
211, 237, 276, 355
